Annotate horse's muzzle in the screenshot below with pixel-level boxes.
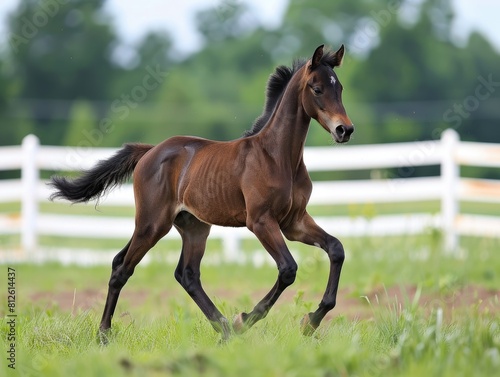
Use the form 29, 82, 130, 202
333, 124, 354, 143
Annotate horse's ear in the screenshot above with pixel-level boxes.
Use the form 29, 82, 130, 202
332, 44, 345, 67
310, 44, 324, 70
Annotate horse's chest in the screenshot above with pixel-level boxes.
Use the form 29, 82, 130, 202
273, 176, 311, 216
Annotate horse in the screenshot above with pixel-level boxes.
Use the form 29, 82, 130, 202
50, 44, 354, 341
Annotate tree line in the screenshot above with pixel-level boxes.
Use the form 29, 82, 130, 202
1, 0, 498, 178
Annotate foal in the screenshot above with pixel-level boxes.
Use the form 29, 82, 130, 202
50, 44, 354, 341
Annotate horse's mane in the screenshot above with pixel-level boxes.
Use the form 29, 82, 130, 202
243, 59, 306, 137
243, 47, 340, 137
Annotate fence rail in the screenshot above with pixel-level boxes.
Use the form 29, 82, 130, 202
1, 130, 500, 263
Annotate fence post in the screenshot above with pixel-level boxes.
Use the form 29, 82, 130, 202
21, 134, 39, 253
222, 232, 240, 263
441, 129, 459, 253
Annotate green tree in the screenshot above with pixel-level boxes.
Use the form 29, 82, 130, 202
110, 31, 173, 98
349, 0, 500, 144
272, 0, 379, 61
64, 101, 97, 146
0, 40, 37, 147
101, 31, 174, 146
196, 0, 251, 43
116, 3, 279, 144
7, 0, 119, 145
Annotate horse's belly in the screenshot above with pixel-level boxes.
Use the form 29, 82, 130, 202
181, 189, 247, 228
183, 205, 247, 228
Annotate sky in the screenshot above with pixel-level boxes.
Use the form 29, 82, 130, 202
0, 0, 499, 56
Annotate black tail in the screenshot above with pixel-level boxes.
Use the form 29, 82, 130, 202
49, 143, 154, 203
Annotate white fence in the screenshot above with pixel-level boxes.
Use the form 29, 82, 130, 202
1, 129, 500, 263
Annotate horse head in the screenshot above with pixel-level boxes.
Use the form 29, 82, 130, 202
301, 44, 354, 143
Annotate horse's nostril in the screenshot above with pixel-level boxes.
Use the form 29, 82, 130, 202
335, 125, 346, 138
337, 125, 354, 135
335, 125, 354, 141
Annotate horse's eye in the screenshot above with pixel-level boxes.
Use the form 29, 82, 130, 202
312, 87, 322, 95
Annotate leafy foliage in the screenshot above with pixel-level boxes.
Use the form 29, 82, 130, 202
0, 0, 498, 161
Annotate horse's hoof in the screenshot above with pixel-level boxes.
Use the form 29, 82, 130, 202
300, 313, 317, 336
98, 328, 111, 346
233, 312, 248, 334
218, 333, 231, 345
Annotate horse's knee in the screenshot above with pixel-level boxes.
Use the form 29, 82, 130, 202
174, 265, 183, 285
111, 240, 132, 270
109, 267, 133, 289
279, 261, 298, 286
179, 267, 201, 296
327, 238, 345, 264
112, 250, 126, 270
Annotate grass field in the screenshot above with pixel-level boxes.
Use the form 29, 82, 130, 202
1, 234, 499, 376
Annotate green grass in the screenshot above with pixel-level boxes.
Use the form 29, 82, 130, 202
1, 235, 500, 376
1, 305, 499, 377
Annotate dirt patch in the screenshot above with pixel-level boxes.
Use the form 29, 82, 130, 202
344, 284, 500, 320
30, 289, 107, 313
28, 284, 499, 321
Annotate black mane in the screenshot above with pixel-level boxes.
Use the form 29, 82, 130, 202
243, 47, 340, 137
243, 59, 306, 137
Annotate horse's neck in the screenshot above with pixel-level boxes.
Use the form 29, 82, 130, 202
256, 71, 311, 171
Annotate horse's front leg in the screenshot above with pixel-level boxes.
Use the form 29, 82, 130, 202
283, 212, 345, 335
233, 215, 297, 333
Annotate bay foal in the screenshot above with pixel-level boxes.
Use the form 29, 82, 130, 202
50, 44, 354, 341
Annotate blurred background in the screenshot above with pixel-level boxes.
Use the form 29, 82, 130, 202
2, 4, 500, 374
0, 0, 498, 163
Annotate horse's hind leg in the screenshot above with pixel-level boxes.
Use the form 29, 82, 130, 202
174, 212, 231, 341
99, 239, 131, 335
99, 210, 173, 341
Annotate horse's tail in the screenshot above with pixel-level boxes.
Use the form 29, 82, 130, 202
49, 143, 154, 203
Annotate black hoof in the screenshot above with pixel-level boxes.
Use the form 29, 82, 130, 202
98, 328, 111, 346
300, 313, 318, 336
